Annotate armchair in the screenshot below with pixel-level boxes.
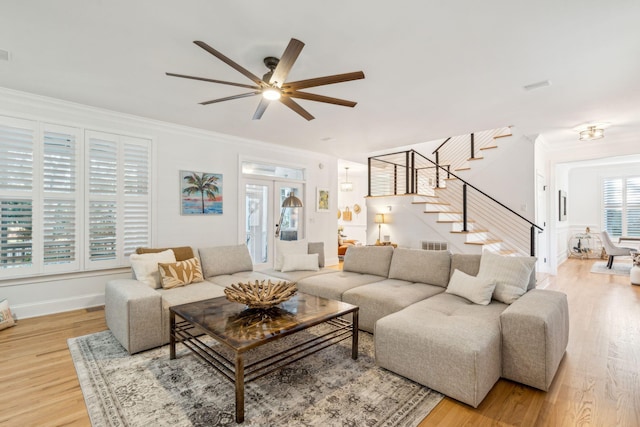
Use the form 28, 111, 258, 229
601, 231, 634, 269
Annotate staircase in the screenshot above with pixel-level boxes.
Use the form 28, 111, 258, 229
368, 127, 542, 256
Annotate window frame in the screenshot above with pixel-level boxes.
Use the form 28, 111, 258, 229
0, 115, 152, 280
602, 175, 640, 238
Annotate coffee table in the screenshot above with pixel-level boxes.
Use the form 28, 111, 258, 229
169, 292, 359, 423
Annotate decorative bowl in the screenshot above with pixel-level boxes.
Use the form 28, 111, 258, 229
224, 280, 297, 309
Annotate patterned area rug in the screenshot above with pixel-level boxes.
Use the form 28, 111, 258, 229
68, 327, 442, 427
590, 261, 632, 276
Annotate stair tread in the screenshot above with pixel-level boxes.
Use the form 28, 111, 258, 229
468, 157, 484, 161
479, 145, 498, 150
454, 167, 471, 172
425, 211, 462, 214
465, 239, 503, 245
437, 219, 477, 223
450, 229, 489, 234
493, 133, 513, 139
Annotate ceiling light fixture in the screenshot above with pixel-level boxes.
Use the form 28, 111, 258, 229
579, 126, 605, 141
262, 87, 281, 101
341, 167, 353, 192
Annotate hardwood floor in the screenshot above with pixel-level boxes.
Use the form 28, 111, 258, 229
1, 259, 638, 426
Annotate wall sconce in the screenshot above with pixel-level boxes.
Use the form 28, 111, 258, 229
374, 213, 385, 245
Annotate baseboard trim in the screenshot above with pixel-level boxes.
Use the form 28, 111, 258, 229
11, 293, 105, 320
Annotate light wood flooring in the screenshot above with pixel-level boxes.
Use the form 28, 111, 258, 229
1, 259, 638, 426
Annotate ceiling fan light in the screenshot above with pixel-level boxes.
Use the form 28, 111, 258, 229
262, 88, 281, 101
579, 126, 604, 141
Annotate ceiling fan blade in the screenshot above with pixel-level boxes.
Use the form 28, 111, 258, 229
252, 98, 270, 120
287, 91, 357, 107
199, 91, 261, 105
279, 97, 315, 121
270, 38, 305, 87
283, 71, 365, 90
194, 41, 265, 86
166, 73, 260, 90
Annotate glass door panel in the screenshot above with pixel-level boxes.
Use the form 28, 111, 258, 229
244, 182, 271, 266
276, 182, 304, 241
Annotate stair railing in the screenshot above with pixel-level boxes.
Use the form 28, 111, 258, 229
368, 149, 543, 256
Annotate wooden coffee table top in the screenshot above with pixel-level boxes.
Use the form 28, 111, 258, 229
170, 292, 357, 352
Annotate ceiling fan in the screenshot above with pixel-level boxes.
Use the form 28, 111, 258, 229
166, 38, 365, 121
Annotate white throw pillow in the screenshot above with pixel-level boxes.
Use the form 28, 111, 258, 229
477, 251, 536, 304
275, 239, 307, 271
129, 249, 176, 289
281, 253, 320, 272
446, 269, 496, 305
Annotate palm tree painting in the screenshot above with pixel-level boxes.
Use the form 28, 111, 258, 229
180, 171, 223, 215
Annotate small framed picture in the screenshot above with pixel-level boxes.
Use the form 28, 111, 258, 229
316, 188, 330, 212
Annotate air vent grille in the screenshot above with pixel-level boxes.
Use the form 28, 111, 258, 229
422, 241, 449, 251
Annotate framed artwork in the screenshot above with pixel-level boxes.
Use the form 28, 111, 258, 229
180, 171, 223, 215
559, 190, 567, 221
317, 188, 330, 212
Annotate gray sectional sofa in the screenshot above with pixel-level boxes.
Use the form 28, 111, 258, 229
104, 243, 569, 409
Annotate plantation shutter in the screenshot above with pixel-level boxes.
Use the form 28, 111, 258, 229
88, 133, 118, 264
122, 139, 150, 256
626, 177, 640, 237
42, 125, 80, 270
603, 178, 623, 237
86, 131, 150, 267
0, 117, 35, 273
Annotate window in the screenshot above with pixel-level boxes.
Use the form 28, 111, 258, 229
0, 116, 151, 279
603, 176, 640, 238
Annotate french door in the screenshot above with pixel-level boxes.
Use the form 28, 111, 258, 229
242, 179, 304, 267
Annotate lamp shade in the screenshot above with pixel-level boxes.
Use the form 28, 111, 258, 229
374, 213, 385, 224
282, 193, 303, 208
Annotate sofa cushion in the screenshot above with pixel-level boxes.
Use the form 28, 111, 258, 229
158, 257, 204, 289
136, 246, 194, 262
198, 244, 253, 278
388, 248, 451, 287
281, 253, 319, 272
308, 242, 325, 268
207, 271, 279, 288
477, 252, 536, 304
297, 271, 386, 301
342, 279, 445, 332
343, 245, 394, 277
450, 253, 481, 277
275, 239, 308, 271
130, 249, 177, 289
259, 267, 336, 283
446, 269, 496, 305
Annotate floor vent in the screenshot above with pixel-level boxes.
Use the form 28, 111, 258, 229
422, 241, 449, 251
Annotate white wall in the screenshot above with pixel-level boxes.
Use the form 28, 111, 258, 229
0, 88, 338, 318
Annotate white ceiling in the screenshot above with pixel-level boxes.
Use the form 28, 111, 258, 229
1, 1, 639, 162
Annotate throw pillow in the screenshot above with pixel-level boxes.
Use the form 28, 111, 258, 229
477, 251, 536, 304
0, 299, 16, 330
446, 269, 496, 305
158, 257, 204, 289
129, 249, 176, 289
281, 253, 320, 272
275, 239, 308, 271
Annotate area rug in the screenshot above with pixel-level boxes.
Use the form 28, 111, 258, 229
590, 261, 632, 276
68, 327, 443, 427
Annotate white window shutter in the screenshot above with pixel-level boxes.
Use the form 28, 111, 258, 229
0, 117, 36, 275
